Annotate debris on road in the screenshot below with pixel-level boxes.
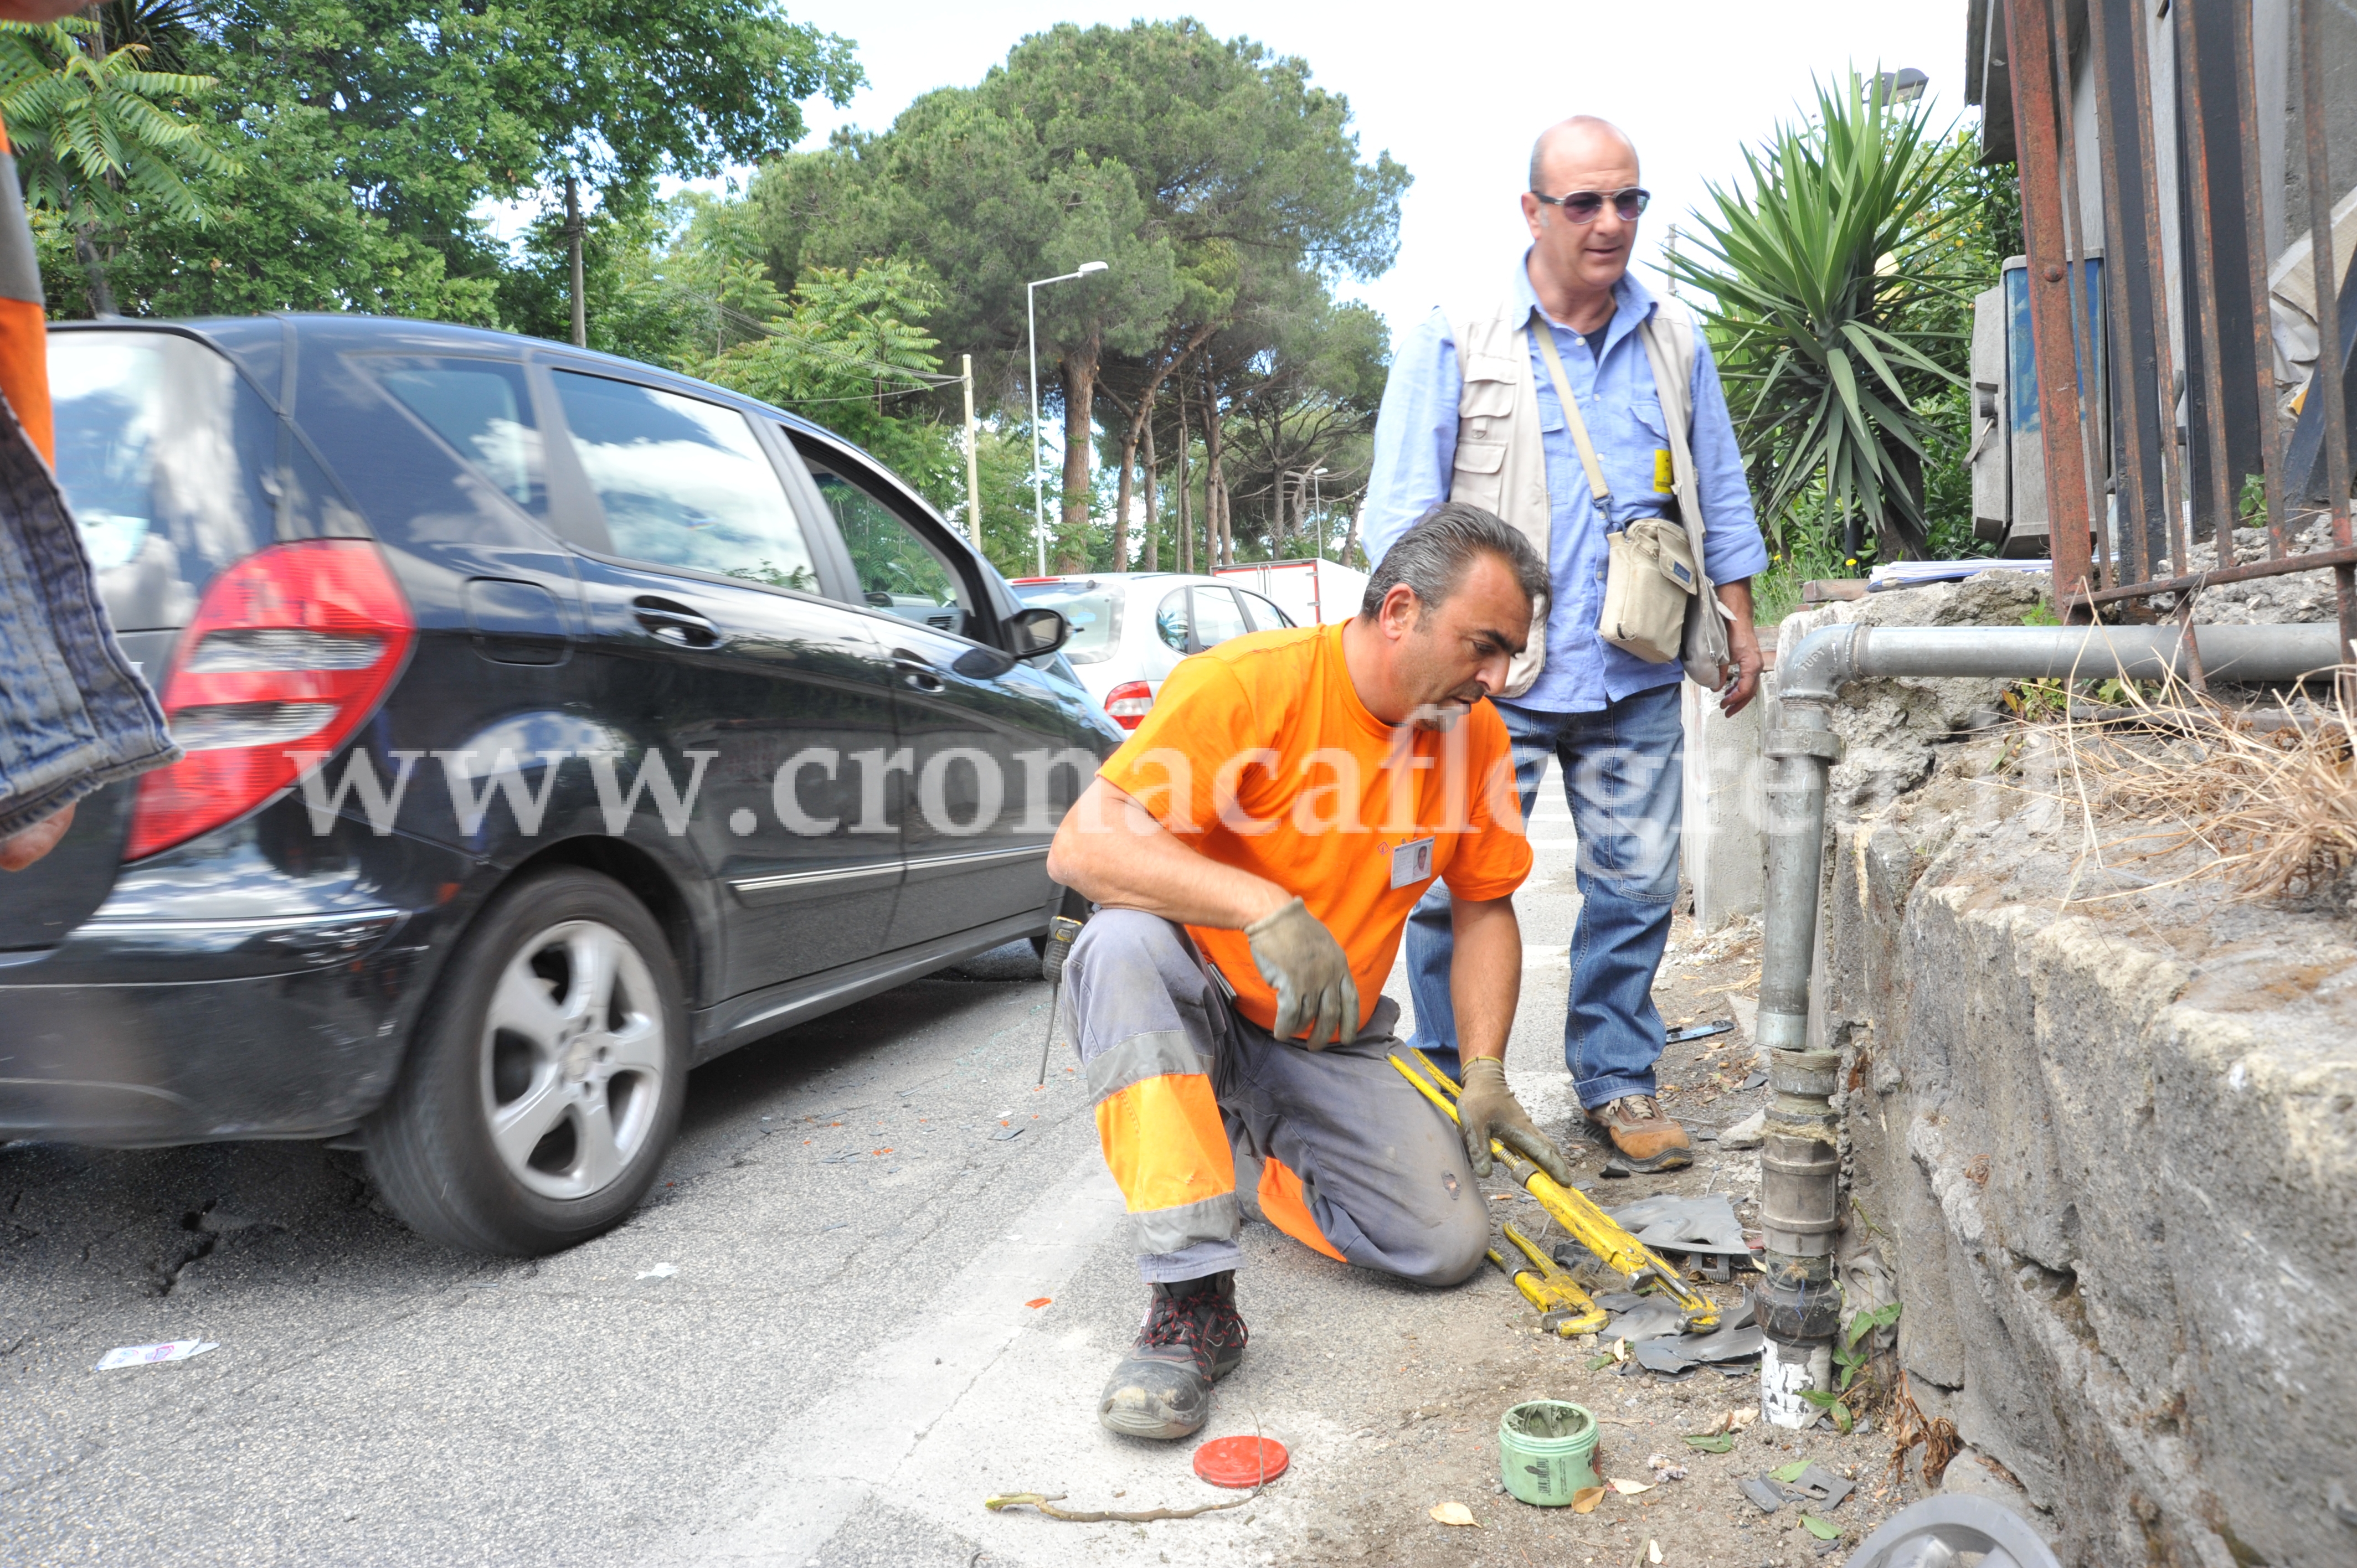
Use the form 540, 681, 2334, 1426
984, 1489, 1257, 1523
636, 1263, 677, 1280
1607, 1193, 1749, 1256
1428, 1501, 1478, 1526
1718, 1110, 1767, 1149
93, 1339, 217, 1370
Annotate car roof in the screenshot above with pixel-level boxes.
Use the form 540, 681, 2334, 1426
54, 311, 869, 456
52, 312, 957, 550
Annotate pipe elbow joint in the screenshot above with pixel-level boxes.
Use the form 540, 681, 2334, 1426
1776, 623, 1860, 708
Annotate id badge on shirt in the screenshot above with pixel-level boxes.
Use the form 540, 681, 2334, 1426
1388, 837, 1435, 890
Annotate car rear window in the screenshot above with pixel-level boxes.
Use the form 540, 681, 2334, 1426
50, 331, 277, 631
1012, 581, 1122, 663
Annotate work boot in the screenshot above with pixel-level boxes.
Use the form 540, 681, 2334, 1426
1098, 1272, 1247, 1440
1587, 1094, 1693, 1172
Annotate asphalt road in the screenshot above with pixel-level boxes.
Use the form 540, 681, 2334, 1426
3, 805, 1880, 1567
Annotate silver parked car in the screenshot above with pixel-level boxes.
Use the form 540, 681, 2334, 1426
1007, 572, 1296, 731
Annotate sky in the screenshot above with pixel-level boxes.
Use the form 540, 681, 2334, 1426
767, 0, 1978, 346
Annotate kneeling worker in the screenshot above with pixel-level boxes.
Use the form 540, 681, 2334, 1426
1045, 502, 1578, 1440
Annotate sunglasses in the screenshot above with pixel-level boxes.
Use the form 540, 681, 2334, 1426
1533, 187, 1650, 224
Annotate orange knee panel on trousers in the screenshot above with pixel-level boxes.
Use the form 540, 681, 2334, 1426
1257, 1156, 1346, 1262
1095, 1072, 1234, 1214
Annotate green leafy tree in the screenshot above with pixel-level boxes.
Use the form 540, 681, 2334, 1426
1671, 74, 1983, 564
0, 13, 236, 314
70, 0, 860, 323
762, 19, 1406, 570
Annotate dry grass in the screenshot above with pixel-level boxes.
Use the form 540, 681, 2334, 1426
2034, 670, 2357, 904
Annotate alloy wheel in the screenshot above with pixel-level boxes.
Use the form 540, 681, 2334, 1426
478, 919, 668, 1201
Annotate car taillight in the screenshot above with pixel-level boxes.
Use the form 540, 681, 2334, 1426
125, 540, 415, 860
1104, 680, 1154, 730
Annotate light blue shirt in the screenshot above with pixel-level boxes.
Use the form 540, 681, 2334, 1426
1365, 257, 1769, 712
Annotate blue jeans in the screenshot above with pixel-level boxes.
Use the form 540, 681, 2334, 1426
0, 416, 176, 838
1404, 682, 1684, 1110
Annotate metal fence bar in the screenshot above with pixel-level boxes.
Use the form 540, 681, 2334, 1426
2087, 0, 2161, 588
2008, 0, 2097, 608
2122, 0, 2191, 587
2075, 543, 2357, 608
2174, 0, 2241, 555
2298, 0, 2356, 675
2231, 0, 2291, 557
2044, 0, 2111, 589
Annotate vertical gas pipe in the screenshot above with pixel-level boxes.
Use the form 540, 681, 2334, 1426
1755, 659, 1846, 1427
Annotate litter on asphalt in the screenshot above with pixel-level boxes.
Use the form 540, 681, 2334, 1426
94, 1340, 217, 1370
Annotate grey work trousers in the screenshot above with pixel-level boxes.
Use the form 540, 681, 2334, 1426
1062, 908, 1488, 1287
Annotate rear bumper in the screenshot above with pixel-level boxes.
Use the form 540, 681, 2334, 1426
0, 907, 436, 1143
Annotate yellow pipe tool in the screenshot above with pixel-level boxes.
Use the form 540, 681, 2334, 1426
1390, 1049, 1717, 1331
1488, 1220, 1607, 1335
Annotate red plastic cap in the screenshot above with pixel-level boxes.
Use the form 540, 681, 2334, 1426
1192, 1435, 1288, 1488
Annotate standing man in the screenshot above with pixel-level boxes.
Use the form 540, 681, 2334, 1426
0, 0, 178, 871
1046, 504, 1573, 1441
1365, 116, 1769, 1174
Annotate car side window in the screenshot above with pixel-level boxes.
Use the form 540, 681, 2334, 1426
372, 358, 543, 514
1155, 587, 1190, 653
806, 458, 977, 637
1190, 585, 1249, 651
1236, 587, 1294, 630
550, 370, 819, 592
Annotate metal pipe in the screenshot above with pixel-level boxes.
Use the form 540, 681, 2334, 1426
2006, 0, 2099, 607
2176, 0, 2242, 551
2297, 0, 2357, 706
2230, 1, 2291, 558
1755, 619, 2339, 1427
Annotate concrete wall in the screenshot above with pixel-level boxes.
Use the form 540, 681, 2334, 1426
1771, 576, 2357, 1565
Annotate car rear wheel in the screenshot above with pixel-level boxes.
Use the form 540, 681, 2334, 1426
366, 868, 686, 1255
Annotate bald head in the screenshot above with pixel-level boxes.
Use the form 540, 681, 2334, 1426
1528, 116, 1639, 194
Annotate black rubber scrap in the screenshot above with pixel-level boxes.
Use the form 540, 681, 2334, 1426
1738, 1476, 1784, 1514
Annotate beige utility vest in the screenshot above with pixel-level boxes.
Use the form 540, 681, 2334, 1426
1442, 299, 1555, 698
1442, 297, 1703, 699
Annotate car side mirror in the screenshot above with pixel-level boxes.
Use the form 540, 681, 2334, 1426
1007, 606, 1071, 658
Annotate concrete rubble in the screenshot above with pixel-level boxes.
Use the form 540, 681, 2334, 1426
1743, 568, 2357, 1566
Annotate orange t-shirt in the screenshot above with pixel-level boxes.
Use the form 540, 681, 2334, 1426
1097, 621, 1532, 1036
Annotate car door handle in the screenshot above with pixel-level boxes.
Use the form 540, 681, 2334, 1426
891, 649, 945, 692
633, 597, 721, 648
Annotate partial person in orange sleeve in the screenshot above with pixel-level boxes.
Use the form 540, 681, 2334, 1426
0, 0, 179, 871
1044, 502, 1574, 1440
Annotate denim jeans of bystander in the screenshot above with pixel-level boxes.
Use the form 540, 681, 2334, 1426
1403, 679, 1683, 1108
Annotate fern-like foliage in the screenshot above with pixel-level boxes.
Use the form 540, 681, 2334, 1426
0, 17, 237, 230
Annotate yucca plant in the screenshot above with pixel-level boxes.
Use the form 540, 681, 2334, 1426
0, 14, 238, 314
1670, 73, 1983, 564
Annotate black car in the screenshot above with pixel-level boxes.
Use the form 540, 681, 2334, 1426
1, 316, 1120, 1254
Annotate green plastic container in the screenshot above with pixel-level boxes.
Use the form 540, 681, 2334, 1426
1497, 1400, 1600, 1506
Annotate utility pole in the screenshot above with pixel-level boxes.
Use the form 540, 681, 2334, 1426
962, 354, 983, 549
565, 174, 586, 349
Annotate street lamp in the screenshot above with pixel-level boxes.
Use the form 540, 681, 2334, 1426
1028, 261, 1110, 576
1310, 466, 1329, 559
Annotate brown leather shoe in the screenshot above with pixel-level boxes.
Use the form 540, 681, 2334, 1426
1587, 1094, 1692, 1172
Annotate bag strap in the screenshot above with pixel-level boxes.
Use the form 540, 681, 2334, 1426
1636, 308, 1737, 653
1635, 311, 1721, 586
1525, 321, 1613, 511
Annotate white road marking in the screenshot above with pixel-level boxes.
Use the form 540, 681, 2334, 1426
672, 1153, 1125, 1565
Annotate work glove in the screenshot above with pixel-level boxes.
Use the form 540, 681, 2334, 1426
1456, 1056, 1575, 1187
1243, 896, 1358, 1049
